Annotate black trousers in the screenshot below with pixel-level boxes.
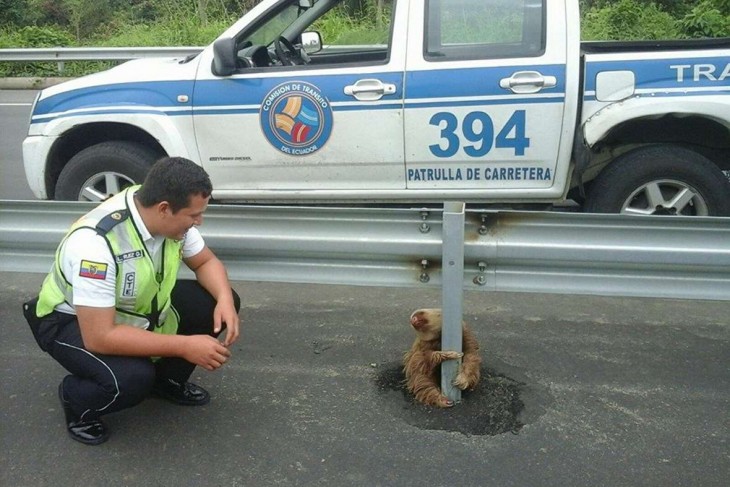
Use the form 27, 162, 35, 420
26, 280, 240, 422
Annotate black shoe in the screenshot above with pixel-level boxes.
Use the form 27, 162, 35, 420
58, 382, 109, 445
152, 379, 210, 406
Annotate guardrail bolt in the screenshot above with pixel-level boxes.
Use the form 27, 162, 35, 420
419, 259, 430, 283
419, 209, 431, 233
478, 214, 490, 235
473, 261, 487, 285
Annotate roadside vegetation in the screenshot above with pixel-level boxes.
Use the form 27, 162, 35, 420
0, 0, 727, 77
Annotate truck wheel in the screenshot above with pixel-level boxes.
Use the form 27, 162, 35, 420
584, 145, 730, 216
55, 141, 160, 201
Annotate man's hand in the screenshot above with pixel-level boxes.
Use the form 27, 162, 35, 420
185, 246, 241, 347
76, 306, 231, 366
181, 335, 232, 371
214, 297, 240, 347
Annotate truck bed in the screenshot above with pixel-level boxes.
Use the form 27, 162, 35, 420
581, 37, 730, 54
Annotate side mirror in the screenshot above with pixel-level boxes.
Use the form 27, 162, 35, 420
298, 0, 312, 16
300, 31, 322, 54
212, 37, 237, 76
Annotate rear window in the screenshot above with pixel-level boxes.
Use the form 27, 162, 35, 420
424, 0, 545, 61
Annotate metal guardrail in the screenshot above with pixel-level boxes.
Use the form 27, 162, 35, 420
0, 47, 205, 75
2, 200, 730, 301
0, 47, 204, 62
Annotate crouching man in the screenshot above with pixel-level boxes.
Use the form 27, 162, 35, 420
23, 157, 241, 445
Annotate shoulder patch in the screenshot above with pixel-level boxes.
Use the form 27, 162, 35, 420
95, 209, 130, 235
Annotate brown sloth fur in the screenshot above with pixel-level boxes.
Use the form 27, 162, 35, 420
403, 308, 481, 408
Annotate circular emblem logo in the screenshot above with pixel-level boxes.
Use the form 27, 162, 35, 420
260, 81, 333, 156
111, 212, 122, 220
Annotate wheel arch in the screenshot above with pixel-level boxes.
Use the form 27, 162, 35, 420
45, 122, 168, 199
582, 100, 730, 177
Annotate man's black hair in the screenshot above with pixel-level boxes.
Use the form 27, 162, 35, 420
136, 157, 213, 212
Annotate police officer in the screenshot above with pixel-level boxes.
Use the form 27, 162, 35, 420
23, 157, 241, 445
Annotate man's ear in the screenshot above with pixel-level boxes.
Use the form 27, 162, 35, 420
157, 201, 172, 216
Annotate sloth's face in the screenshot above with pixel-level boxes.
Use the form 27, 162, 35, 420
410, 308, 443, 342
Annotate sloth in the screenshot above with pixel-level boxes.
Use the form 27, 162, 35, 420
403, 308, 481, 408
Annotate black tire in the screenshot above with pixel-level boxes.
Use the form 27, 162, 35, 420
584, 145, 730, 216
55, 141, 160, 201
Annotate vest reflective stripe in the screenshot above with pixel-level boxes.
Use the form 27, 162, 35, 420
37, 187, 183, 335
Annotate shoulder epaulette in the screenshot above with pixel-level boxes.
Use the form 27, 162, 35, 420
95, 209, 130, 235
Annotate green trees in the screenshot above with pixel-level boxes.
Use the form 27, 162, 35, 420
680, 0, 730, 37
0, 0, 726, 48
581, 0, 680, 39
581, 0, 729, 39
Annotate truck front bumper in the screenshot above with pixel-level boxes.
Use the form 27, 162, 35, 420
22, 135, 57, 200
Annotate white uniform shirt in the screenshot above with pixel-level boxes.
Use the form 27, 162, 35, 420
55, 190, 205, 314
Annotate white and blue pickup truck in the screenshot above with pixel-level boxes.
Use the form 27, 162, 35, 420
22, 0, 730, 215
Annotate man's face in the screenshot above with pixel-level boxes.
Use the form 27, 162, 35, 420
160, 193, 210, 240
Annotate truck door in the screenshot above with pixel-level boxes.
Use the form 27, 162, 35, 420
404, 0, 577, 196
192, 0, 407, 199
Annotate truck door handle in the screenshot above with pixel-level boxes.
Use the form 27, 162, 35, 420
499, 71, 557, 94
344, 79, 397, 101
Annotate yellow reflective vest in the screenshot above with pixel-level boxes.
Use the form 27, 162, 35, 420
37, 186, 183, 335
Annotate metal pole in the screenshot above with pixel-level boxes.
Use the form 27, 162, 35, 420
440, 202, 465, 403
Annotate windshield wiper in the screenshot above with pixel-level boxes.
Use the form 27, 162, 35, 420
179, 52, 200, 64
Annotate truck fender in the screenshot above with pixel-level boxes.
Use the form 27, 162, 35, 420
582, 96, 730, 147
42, 112, 194, 160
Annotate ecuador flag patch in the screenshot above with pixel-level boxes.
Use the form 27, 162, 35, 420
79, 260, 108, 280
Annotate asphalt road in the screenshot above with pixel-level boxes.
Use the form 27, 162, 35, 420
1, 88, 728, 486
0, 89, 36, 200
1, 271, 729, 487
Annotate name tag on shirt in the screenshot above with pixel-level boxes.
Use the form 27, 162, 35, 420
115, 250, 143, 263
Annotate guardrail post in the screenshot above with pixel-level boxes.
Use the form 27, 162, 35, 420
441, 201, 465, 404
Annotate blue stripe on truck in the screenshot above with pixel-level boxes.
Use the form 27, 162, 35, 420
31, 64, 571, 123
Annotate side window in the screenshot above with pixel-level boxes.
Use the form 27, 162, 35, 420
231, 0, 397, 69
425, 0, 545, 61
307, 0, 395, 64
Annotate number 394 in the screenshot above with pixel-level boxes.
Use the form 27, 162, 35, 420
428, 110, 529, 158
